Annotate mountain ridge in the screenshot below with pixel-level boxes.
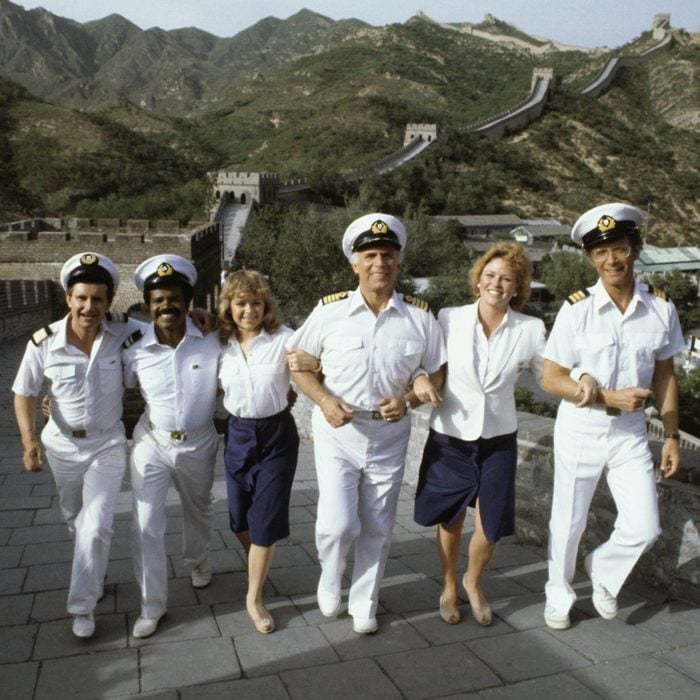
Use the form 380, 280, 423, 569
0, 1, 697, 243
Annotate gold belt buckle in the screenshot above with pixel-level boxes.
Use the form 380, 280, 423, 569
72, 430, 87, 438
170, 431, 187, 441
371, 411, 382, 420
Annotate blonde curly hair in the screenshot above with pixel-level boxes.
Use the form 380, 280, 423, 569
217, 270, 281, 343
469, 242, 532, 312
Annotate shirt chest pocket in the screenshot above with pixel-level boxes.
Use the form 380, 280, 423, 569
97, 357, 122, 394
381, 339, 424, 381
323, 334, 364, 370
45, 364, 77, 389
628, 331, 667, 364
574, 332, 615, 366
135, 357, 172, 395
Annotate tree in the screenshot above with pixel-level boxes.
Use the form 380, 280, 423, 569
540, 252, 597, 301
642, 270, 700, 335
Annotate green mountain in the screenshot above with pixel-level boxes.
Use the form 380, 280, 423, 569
0, 0, 697, 243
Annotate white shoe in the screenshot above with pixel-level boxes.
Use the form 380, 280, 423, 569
191, 561, 212, 588
352, 615, 378, 634
585, 560, 618, 620
544, 604, 570, 630
317, 580, 341, 618
132, 614, 163, 639
72, 613, 95, 638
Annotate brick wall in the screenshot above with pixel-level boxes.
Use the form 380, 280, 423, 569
0, 279, 58, 342
0, 219, 222, 314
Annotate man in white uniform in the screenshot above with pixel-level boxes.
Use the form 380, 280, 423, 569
13, 252, 142, 638
288, 213, 445, 634
542, 202, 685, 630
123, 255, 220, 639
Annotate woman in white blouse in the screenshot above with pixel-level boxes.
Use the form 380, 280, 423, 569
217, 270, 299, 634
414, 243, 545, 627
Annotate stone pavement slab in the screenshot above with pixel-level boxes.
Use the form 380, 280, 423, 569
281, 657, 403, 699
377, 643, 501, 699
35, 649, 139, 699
466, 628, 591, 683
571, 653, 700, 699
140, 637, 240, 692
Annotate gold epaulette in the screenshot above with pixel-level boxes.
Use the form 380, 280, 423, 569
321, 291, 350, 305
646, 285, 668, 302
566, 289, 591, 305
105, 312, 128, 322
403, 294, 430, 312
122, 329, 143, 349
31, 326, 53, 346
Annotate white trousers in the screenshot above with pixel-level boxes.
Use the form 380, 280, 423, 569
545, 408, 661, 613
42, 421, 127, 615
130, 416, 218, 618
312, 408, 411, 619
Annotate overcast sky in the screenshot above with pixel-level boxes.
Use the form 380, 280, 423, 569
16, 1, 700, 49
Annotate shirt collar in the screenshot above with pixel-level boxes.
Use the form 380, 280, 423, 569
347, 287, 404, 316
52, 315, 112, 349
592, 279, 649, 314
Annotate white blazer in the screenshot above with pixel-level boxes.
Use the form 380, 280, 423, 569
430, 302, 546, 441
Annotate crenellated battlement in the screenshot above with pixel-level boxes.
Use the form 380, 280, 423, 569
403, 123, 438, 147
210, 171, 280, 213
0, 218, 222, 322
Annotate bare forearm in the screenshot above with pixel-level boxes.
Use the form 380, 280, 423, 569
290, 369, 328, 406
542, 360, 580, 401
14, 393, 38, 445
652, 359, 680, 434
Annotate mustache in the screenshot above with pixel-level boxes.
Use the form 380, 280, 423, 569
156, 307, 182, 317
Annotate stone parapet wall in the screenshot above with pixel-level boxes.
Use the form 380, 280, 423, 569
0, 221, 221, 314
292, 396, 700, 605
0, 279, 56, 342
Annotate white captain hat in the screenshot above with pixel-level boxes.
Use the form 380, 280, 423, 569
571, 202, 643, 249
134, 254, 197, 294
60, 252, 119, 296
341, 213, 407, 260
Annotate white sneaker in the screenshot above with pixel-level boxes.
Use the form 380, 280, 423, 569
72, 613, 95, 638
586, 560, 618, 619
544, 604, 570, 630
191, 561, 212, 588
132, 614, 163, 639
352, 615, 379, 634
317, 580, 341, 617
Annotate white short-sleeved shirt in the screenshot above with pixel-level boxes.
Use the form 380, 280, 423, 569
544, 279, 685, 391
12, 315, 144, 433
122, 318, 221, 433
287, 289, 446, 410
219, 325, 293, 419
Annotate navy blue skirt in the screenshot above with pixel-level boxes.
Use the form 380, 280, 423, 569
224, 409, 299, 547
413, 429, 518, 543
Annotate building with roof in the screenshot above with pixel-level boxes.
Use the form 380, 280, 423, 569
636, 246, 700, 296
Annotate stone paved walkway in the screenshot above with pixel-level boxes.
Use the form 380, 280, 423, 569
1, 335, 698, 698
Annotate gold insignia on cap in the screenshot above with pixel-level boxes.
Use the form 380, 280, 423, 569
79, 253, 97, 265
370, 220, 388, 235
597, 215, 617, 233
156, 262, 174, 277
